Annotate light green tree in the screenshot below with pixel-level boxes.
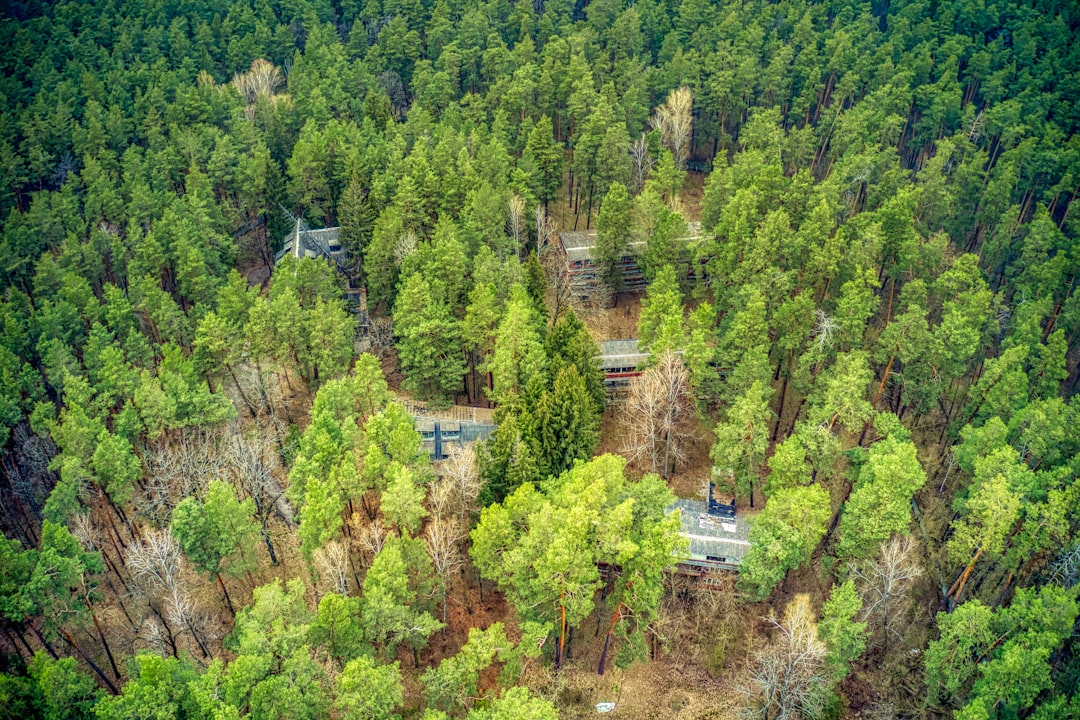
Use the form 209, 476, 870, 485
738, 485, 831, 600
471, 455, 683, 668
711, 380, 774, 506
335, 656, 403, 720
421, 623, 511, 711
595, 181, 632, 293
466, 687, 558, 720
818, 580, 867, 681
637, 264, 684, 356
395, 272, 466, 407
361, 536, 443, 664
836, 436, 927, 559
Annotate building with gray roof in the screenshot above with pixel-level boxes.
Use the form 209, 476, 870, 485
667, 498, 751, 570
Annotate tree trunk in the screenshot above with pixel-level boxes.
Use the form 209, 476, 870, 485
216, 572, 236, 616
91, 610, 122, 681
59, 628, 119, 694
946, 545, 985, 602
29, 625, 59, 659
184, 616, 211, 659
556, 600, 567, 670
1, 624, 31, 660
597, 602, 625, 675
228, 364, 259, 419
262, 528, 279, 566
148, 602, 179, 658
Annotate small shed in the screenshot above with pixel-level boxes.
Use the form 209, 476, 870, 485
668, 498, 751, 570
415, 418, 496, 460
556, 230, 648, 299
274, 222, 346, 267
596, 339, 650, 390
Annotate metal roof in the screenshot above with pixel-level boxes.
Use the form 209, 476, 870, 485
597, 339, 649, 370
558, 221, 706, 264
274, 226, 344, 264
668, 498, 751, 565
558, 231, 648, 264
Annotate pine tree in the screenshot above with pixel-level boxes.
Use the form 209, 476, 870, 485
520, 115, 564, 209
637, 264, 683, 355
595, 181, 632, 293
534, 364, 600, 477
395, 272, 466, 407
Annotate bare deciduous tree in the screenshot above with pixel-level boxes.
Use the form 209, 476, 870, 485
126, 528, 211, 659
425, 516, 464, 627
126, 529, 184, 597
70, 512, 99, 552
361, 316, 396, 356
314, 539, 352, 596
352, 515, 388, 567
630, 133, 656, 193
621, 351, 696, 478
651, 87, 693, 170
140, 430, 224, 524
535, 205, 557, 255
440, 445, 481, 529
231, 361, 292, 431
738, 594, 830, 720
428, 475, 456, 521
811, 309, 836, 352
851, 534, 923, 649
394, 229, 418, 265
224, 425, 291, 563
232, 59, 284, 103
231, 59, 289, 121
508, 194, 527, 251
536, 207, 571, 320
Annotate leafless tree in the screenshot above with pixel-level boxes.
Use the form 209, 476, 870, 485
738, 594, 831, 720
651, 87, 693, 170
139, 430, 224, 524
352, 515, 388, 567
233, 59, 284, 103
363, 316, 396, 356
1049, 541, 1080, 588
428, 475, 456, 521
621, 351, 696, 478
164, 588, 213, 661
70, 511, 99, 552
126, 529, 211, 659
425, 516, 465, 627
137, 615, 174, 658
126, 529, 185, 597
394, 229, 418, 265
231, 360, 293, 431
536, 208, 572, 320
535, 205, 558, 255
440, 445, 481, 529
224, 425, 291, 563
851, 535, 923, 650
811, 309, 836, 352
314, 540, 352, 596
508, 194, 527, 252
231, 59, 289, 121
630, 133, 656, 193
10, 421, 56, 511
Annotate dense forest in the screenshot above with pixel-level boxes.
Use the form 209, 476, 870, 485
0, 0, 1078, 717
